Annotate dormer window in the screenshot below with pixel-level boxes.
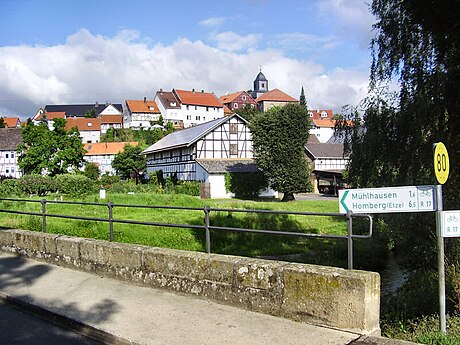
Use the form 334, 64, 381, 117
170, 102, 176, 106
308, 112, 313, 117
149, 107, 155, 110
242, 95, 247, 101
88, 122, 92, 127
321, 111, 328, 118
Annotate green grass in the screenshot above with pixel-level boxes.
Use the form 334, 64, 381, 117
0, 192, 349, 265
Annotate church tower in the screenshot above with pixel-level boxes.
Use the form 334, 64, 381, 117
251, 70, 269, 99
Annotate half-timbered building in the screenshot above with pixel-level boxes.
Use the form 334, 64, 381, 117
142, 114, 269, 198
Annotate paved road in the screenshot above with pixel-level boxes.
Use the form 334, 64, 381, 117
0, 303, 101, 345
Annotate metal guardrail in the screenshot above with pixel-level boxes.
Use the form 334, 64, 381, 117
0, 197, 372, 269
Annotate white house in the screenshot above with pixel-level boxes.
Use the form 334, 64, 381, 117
308, 110, 335, 143
305, 142, 349, 194
66, 118, 101, 144
100, 114, 123, 133
155, 89, 225, 129
124, 98, 162, 129
142, 114, 275, 199
84, 142, 138, 176
0, 128, 22, 178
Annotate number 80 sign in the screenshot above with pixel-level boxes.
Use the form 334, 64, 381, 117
434, 142, 449, 185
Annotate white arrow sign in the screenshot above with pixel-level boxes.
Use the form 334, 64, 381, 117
339, 185, 436, 214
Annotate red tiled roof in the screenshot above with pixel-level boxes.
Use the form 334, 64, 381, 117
2, 117, 20, 128
100, 114, 123, 124
312, 118, 336, 128
34, 111, 66, 121
308, 109, 333, 119
174, 89, 223, 108
66, 117, 101, 131
84, 142, 138, 155
126, 100, 161, 113
223, 105, 234, 115
219, 91, 244, 104
256, 89, 298, 102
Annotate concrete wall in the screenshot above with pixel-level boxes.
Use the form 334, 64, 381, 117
0, 229, 380, 334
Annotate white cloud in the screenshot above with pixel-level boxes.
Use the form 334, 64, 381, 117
0, 29, 369, 118
317, 0, 376, 49
198, 16, 226, 28
275, 32, 338, 51
212, 31, 261, 52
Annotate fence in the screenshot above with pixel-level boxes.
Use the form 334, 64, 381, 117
0, 197, 373, 269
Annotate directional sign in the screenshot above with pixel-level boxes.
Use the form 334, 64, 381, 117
434, 142, 449, 184
339, 185, 436, 214
442, 211, 460, 237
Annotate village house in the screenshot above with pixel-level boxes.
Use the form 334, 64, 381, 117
83, 142, 138, 176
66, 117, 101, 143
255, 88, 299, 112
100, 114, 123, 133
1, 117, 21, 128
219, 91, 256, 112
123, 98, 162, 130
155, 89, 225, 129
305, 141, 349, 195
0, 128, 23, 178
142, 114, 276, 199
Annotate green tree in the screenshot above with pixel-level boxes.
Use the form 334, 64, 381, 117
0, 117, 5, 128
299, 86, 307, 109
84, 162, 100, 180
337, 0, 460, 268
249, 103, 310, 201
17, 118, 86, 176
236, 104, 261, 122
84, 109, 97, 118
112, 144, 146, 184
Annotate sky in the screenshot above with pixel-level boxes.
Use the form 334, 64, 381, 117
0, 0, 376, 119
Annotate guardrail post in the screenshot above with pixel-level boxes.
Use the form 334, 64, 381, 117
204, 206, 211, 254
346, 210, 353, 270
108, 202, 114, 242
41, 199, 47, 233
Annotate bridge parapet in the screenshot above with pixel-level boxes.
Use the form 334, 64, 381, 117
0, 229, 380, 334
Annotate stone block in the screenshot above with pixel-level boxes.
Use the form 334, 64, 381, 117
12, 230, 45, 253
281, 263, 380, 333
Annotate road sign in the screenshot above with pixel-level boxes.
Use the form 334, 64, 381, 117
434, 142, 449, 184
339, 185, 436, 214
442, 210, 460, 237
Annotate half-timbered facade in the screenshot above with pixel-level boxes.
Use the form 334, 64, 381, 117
142, 114, 262, 198
0, 128, 23, 178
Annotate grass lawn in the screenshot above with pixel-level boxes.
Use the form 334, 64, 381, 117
0, 192, 355, 265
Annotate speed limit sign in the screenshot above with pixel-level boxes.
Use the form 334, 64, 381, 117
434, 142, 449, 184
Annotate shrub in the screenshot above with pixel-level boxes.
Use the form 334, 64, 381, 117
225, 172, 268, 199
147, 172, 159, 185
83, 163, 100, 180
0, 178, 21, 197
18, 174, 57, 196
173, 181, 200, 196
56, 174, 96, 196
100, 175, 121, 188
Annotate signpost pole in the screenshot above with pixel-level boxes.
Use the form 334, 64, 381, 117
436, 184, 447, 333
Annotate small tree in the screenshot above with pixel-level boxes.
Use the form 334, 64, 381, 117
84, 163, 100, 180
0, 117, 5, 128
250, 103, 310, 201
236, 104, 261, 122
112, 144, 146, 184
299, 86, 307, 109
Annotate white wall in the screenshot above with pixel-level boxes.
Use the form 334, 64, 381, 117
0, 150, 21, 178
80, 130, 101, 144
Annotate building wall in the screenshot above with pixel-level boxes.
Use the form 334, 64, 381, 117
314, 158, 348, 171
80, 131, 101, 144
258, 100, 296, 112
181, 104, 224, 128
84, 154, 116, 175
0, 150, 21, 178
309, 127, 334, 143
99, 104, 122, 115
124, 112, 160, 130
101, 123, 122, 134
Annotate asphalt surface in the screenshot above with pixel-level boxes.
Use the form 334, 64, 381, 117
0, 303, 102, 345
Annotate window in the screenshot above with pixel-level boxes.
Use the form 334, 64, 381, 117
196, 116, 201, 121
308, 112, 314, 117
187, 115, 192, 120
321, 111, 328, 118
5, 169, 9, 174
230, 144, 238, 156
229, 123, 238, 134
5, 154, 8, 158
242, 95, 246, 101
206, 107, 209, 111
195, 106, 197, 110
233, 103, 238, 109
186, 105, 189, 110
11, 168, 14, 173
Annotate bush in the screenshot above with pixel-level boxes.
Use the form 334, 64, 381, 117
56, 174, 96, 196
172, 181, 200, 196
83, 163, 100, 180
18, 174, 57, 196
100, 175, 121, 188
225, 172, 268, 199
0, 178, 21, 197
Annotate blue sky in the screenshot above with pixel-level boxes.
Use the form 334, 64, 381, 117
0, 0, 376, 118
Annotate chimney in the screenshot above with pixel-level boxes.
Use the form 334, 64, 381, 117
144, 97, 147, 103
95, 101, 99, 107
192, 88, 195, 93
201, 89, 204, 93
